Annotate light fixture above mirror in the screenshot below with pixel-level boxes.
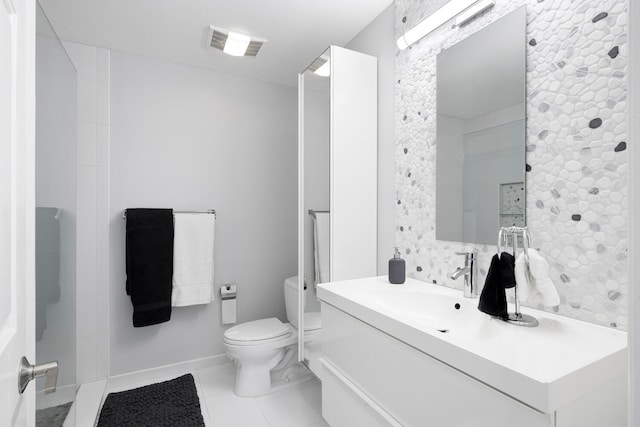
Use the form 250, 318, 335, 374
397, 0, 495, 50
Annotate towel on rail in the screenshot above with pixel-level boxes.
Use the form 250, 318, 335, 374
313, 212, 330, 284
125, 208, 174, 327
172, 213, 215, 307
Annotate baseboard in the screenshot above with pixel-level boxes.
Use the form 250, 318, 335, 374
105, 353, 230, 393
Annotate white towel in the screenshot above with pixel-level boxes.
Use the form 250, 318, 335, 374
172, 213, 215, 307
313, 212, 330, 284
514, 249, 560, 307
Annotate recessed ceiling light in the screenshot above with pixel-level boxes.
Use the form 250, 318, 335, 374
208, 26, 267, 57
224, 31, 251, 56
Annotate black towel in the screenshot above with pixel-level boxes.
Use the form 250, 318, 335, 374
498, 252, 516, 289
478, 253, 514, 320
125, 208, 174, 327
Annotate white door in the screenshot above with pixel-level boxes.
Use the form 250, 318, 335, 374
0, 0, 36, 425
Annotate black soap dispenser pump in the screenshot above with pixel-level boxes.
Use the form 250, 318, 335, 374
389, 247, 406, 285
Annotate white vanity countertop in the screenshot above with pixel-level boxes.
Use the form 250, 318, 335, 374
317, 276, 628, 414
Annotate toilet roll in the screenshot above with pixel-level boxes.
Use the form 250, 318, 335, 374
221, 284, 236, 325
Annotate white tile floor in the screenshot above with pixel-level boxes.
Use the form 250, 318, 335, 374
103, 362, 328, 427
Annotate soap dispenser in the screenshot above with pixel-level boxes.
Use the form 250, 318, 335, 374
389, 247, 406, 284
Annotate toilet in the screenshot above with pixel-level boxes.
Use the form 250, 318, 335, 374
223, 276, 322, 397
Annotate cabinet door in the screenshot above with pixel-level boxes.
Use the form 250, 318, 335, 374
555, 374, 626, 427
322, 358, 400, 427
330, 46, 377, 282
322, 303, 553, 427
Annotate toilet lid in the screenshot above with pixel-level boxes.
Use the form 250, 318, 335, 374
224, 318, 291, 344
304, 312, 322, 331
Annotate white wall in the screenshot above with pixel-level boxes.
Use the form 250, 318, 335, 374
109, 51, 298, 375
346, 4, 396, 275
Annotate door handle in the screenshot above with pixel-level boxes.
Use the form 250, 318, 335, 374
18, 356, 58, 394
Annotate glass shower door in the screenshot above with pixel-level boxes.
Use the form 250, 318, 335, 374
35, 3, 77, 425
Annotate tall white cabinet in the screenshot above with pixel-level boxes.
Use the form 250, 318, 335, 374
298, 46, 378, 367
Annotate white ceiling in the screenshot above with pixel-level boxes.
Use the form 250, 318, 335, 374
38, 0, 393, 87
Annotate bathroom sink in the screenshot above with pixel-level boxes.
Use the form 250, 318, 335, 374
319, 278, 495, 341
317, 276, 627, 414
368, 289, 491, 339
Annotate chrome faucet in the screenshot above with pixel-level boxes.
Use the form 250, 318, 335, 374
450, 251, 478, 298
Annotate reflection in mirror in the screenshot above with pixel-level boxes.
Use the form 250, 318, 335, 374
302, 48, 330, 301
436, 7, 526, 245
299, 48, 330, 369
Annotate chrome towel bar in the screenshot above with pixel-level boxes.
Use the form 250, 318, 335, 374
123, 209, 216, 220
308, 209, 329, 218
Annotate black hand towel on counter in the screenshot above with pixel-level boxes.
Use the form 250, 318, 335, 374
478, 253, 513, 320
125, 208, 174, 327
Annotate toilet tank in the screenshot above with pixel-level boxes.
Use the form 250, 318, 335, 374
284, 276, 306, 329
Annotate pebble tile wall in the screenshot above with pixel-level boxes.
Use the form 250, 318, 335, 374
394, 0, 628, 328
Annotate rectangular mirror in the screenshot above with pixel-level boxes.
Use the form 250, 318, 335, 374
436, 6, 526, 245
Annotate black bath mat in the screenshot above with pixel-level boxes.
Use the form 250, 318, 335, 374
96, 374, 205, 427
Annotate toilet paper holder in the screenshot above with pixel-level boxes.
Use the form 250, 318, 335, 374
221, 284, 236, 300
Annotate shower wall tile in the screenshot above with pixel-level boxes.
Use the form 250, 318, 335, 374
77, 166, 97, 209
76, 208, 97, 248
63, 40, 111, 384
95, 336, 109, 379
76, 260, 97, 298
96, 83, 109, 125
96, 167, 108, 209
96, 124, 109, 167
77, 124, 97, 165
77, 79, 97, 125
77, 336, 97, 382
394, 0, 628, 329
96, 293, 109, 336
77, 293, 97, 338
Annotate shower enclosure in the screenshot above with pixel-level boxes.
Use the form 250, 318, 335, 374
35, 3, 77, 425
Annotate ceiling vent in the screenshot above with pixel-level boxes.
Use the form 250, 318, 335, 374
307, 56, 330, 77
208, 26, 266, 57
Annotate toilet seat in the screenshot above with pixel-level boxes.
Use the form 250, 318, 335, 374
224, 318, 292, 346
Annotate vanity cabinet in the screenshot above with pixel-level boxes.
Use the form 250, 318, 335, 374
321, 303, 550, 427
320, 301, 627, 427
